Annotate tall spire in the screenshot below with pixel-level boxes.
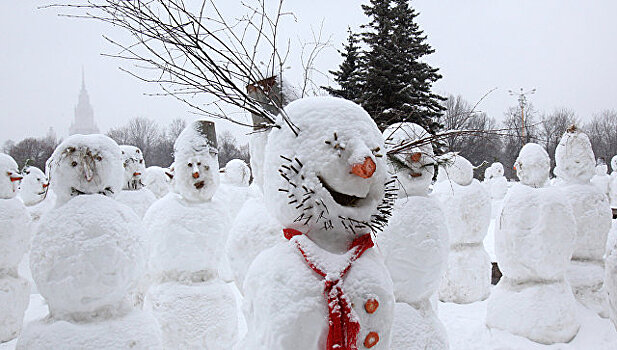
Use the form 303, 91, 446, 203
81, 65, 85, 90
69, 67, 99, 135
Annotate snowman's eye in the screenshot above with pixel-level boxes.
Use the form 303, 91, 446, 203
95, 156, 102, 161
197, 162, 201, 166
71, 161, 78, 167
139, 159, 143, 164
187, 163, 193, 167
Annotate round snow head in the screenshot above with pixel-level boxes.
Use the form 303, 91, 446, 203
611, 155, 617, 173
48, 134, 123, 206
264, 97, 390, 238
554, 127, 595, 183
224, 159, 250, 186
20, 166, 48, 206
514, 143, 550, 188
0, 153, 21, 199
491, 162, 504, 177
144, 166, 171, 198
484, 166, 494, 181
596, 164, 608, 176
30, 195, 146, 319
383, 122, 434, 197
439, 153, 473, 186
119, 145, 146, 190
173, 121, 219, 202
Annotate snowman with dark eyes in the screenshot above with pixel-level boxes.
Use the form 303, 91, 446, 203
241, 97, 395, 350
18, 166, 48, 207
144, 121, 238, 349
378, 123, 449, 350
0, 153, 31, 343
115, 145, 157, 218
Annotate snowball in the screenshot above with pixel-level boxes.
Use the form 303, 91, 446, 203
554, 128, 595, 184
19, 166, 48, 206
224, 159, 250, 186
30, 195, 146, 320
144, 166, 171, 199
437, 153, 473, 186
514, 143, 550, 188
0, 153, 21, 199
47, 134, 123, 206
0, 275, 30, 342
119, 145, 146, 190
115, 188, 157, 219
382, 122, 434, 197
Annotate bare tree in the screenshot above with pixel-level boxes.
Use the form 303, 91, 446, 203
4, 135, 58, 171
538, 108, 578, 174
585, 110, 617, 168
217, 131, 250, 168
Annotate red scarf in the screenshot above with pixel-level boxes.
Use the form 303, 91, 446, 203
283, 228, 374, 350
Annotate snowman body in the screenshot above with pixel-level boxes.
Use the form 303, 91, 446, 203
487, 143, 580, 344
17, 135, 162, 349
434, 155, 491, 303
0, 153, 31, 343
241, 97, 396, 349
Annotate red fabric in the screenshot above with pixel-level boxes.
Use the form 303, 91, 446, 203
283, 228, 374, 350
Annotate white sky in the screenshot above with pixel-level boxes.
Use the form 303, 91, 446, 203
2, 0, 617, 145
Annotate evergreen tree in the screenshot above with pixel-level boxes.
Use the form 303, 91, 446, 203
360, 0, 445, 133
323, 28, 363, 102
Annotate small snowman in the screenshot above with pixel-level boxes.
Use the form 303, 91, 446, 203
554, 127, 612, 317
591, 158, 611, 199
434, 154, 492, 303
143, 166, 172, 199
486, 143, 579, 344
18, 166, 48, 207
115, 145, 157, 218
0, 153, 31, 343
144, 121, 238, 349
379, 122, 449, 350
18, 134, 162, 349
607, 155, 617, 209
219, 158, 251, 220
487, 162, 508, 200
241, 97, 396, 350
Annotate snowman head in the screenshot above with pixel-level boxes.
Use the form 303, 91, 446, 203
264, 97, 393, 243
437, 153, 473, 186
554, 127, 595, 184
0, 153, 22, 199
224, 159, 250, 187
20, 166, 48, 206
596, 160, 608, 176
383, 122, 434, 197
514, 143, 549, 188
491, 162, 504, 177
144, 166, 171, 198
483, 166, 494, 181
173, 120, 219, 202
611, 155, 617, 174
48, 134, 123, 205
119, 145, 146, 190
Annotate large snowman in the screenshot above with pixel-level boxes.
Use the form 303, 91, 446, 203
18, 134, 162, 349
144, 120, 238, 349
0, 153, 31, 343
486, 143, 579, 344
379, 123, 449, 350
115, 145, 157, 218
240, 97, 395, 350
554, 127, 612, 317
434, 154, 491, 303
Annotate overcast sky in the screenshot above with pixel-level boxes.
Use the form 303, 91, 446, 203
2, 0, 617, 146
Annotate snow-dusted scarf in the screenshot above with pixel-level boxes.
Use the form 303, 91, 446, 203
283, 228, 374, 350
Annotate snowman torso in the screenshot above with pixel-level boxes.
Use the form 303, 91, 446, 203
0, 197, 31, 271
116, 187, 157, 219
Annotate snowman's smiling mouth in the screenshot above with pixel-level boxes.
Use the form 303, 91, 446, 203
318, 176, 365, 207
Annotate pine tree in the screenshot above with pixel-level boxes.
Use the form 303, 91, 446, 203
323, 28, 363, 102
360, 0, 445, 133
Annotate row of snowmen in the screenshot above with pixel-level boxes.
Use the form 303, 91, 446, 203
1, 96, 617, 349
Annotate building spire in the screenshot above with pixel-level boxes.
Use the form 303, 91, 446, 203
81, 66, 85, 90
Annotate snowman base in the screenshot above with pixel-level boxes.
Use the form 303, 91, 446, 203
567, 259, 608, 318
0, 275, 30, 343
391, 301, 448, 350
146, 280, 238, 349
486, 277, 579, 344
17, 309, 163, 349
439, 247, 491, 304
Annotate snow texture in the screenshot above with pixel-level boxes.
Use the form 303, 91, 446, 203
0, 276, 29, 343
223, 159, 251, 186
606, 229, 617, 332
554, 128, 596, 184
115, 188, 156, 219
143, 166, 171, 199
513, 144, 549, 188
437, 153, 473, 186
242, 97, 395, 349
18, 167, 47, 207
46, 134, 123, 206
434, 155, 491, 304
390, 301, 448, 350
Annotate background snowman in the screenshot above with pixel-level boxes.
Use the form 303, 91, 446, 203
115, 145, 157, 218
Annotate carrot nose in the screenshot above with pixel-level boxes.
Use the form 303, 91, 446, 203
351, 157, 376, 179
10, 176, 23, 182
133, 172, 141, 177
410, 152, 422, 162
42, 183, 49, 188
192, 172, 200, 179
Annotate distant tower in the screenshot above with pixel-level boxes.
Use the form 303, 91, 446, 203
69, 69, 99, 135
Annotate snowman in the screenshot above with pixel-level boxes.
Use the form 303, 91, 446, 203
486, 143, 579, 344
379, 122, 449, 350
18, 166, 48, 207
17, 134, 162, 349
487, 162, 508, 200
219, 158, 252, 220
144, 120, 238, 349
481, 166, 494, 193
0, 153, 31, 343
591, 159, 611, 199
115, 145, 157, 218
240, 97, 396, 350
434, 154, 491, 303
608, 155, 617, 210
553, 127, 612, 317
144, 166, 172, 199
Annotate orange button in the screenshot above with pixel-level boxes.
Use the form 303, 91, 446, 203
364, 331, 379, 348
364, 298, 379, 314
